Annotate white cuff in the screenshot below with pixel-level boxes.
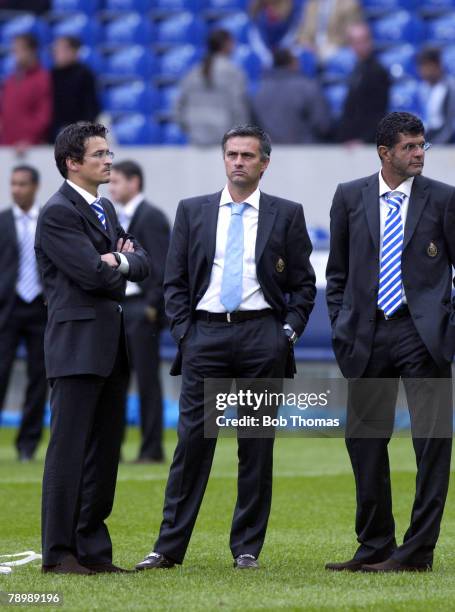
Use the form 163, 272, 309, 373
115, 252, 130, 276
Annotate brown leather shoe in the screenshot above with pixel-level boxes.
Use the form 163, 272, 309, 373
325, 558, 365, 572
42, 555, 95, 575
361, 559, 432, 573
81, 563, 133, 574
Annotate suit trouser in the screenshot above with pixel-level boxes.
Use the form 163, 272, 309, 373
41, 332, 128, 566
0, 295, 47, 457
346, 315, 452, 566
123, 296, 164, 460
154, 313, 288, 563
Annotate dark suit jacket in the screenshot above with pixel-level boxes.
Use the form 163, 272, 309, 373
326, 173, 455, 378
164, 190, 317, 377
126, 200, 170, 321
35, 181, 150, 379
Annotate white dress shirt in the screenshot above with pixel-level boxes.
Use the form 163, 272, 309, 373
66, 179, 129, 275
13, 201, 42, 298
196, 185, 272, 312
116, 193, 144, 296
378, 171, 414, 305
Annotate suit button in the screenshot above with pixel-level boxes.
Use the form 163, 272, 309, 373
117, 304, 123, 313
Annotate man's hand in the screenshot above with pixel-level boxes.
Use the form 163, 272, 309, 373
145, 306, 158, 323
117, 238, 135, 253
101, 253, 118, 268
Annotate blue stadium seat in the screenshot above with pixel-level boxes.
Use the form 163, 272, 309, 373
426, 12, 455, 44
308, 227, 330, 250
442, 44, 455, 76
112, 114, 161, 144
105, 0, 153, 11
160, 121, 188, 144
206, 0, 248, 13
215, 12, 250, 44
103, 81, 159, 112
419, 0, 455, 16
79, 45, 104, 73
389, 79, 420, 113
0, 53, 14, 79
323, 83, 348, 118
1, 15, 50, 46
152, 0, 202, 14
362, 0, 417, 16
104, 13, 154, 45
52, 0, 100, 14
378, 44, 416, 80
103, 46, 157, 79
232, 44, 262, 80
158, 45, 200, 80
370, 11, 426, 46
155, 13, 207, 46
159, 85, 180, 115
321, 47, 356, 83
295, 48, 317, 78
52, 13, 101, 45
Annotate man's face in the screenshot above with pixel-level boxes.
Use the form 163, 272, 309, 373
109, 170, 137, 204
224, 136, 269, 190
382, 132, 426, 178
418, 60, 442, 85
11, 170, 38, 210
347, 24, 372, 61
69, 136, 113, 186
13, 39, 36, 70
53, 38, 78, 68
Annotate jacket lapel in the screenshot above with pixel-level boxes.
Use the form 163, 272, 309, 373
128, 200, 145, 234
201, 192, 221, 266
362, 174, 380, 253
59, 181, 110, 240
403, 176, 429, 250
255, 193, 277, 262
6, 209, 19, 255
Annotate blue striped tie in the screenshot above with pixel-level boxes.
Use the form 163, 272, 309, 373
220, 202, 247, 312
377, 191, 406, 316
90, 197, 107, 230
16, 214, 41, 303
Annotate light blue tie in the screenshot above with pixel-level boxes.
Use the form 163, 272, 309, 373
220, 202, 247, 312
90, 197, 107, 230
16, 213, 41, 303
377, 191, 405, 316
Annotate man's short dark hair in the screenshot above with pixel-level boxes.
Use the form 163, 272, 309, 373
273, 48, 294, 68
376, 112, 425, 150
12, 164, 40, 185
222, 125, 272, 161
57, 35, 82, 51
417, 47, 441, 66
14, 33, 38, 52
54, 122, 108, 178
112, 160, 144, 191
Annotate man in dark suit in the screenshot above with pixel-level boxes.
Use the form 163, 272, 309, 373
35, 122, 149, 575
326, 112, 455, 573
0, 165, 47, 461
109, 160, 170, 463
135, 124, 316, 571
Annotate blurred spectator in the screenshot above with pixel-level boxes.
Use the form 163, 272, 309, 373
110, 161, 170, 464
0, 34, 52, 146
296, 0, 362, 61
338, 22, 390, 144
0, 0, 50, 13
0, 165, 47, 462
249, 0, 301, 53
51, 36, 100, 142
175, 29, 249, 146
252, 48, 330, 143
417, 47, 455, 144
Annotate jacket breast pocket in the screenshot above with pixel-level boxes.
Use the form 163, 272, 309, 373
55, 307, 96, 323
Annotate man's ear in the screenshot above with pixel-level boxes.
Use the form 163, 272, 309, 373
66, 157, 80, 174
377, 145, 389, 163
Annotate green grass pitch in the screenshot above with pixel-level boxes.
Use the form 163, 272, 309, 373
1, 428, 455, 611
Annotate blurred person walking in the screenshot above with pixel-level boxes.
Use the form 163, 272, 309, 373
0, 165, 47, 462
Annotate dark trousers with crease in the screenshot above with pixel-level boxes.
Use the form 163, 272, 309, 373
41, 331, 128, 566
346, 315, 452, 567
0, 295, 47, 457
154, 313, 288, 564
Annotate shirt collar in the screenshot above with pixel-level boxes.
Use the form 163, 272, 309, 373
66, 179, 99, 206
219, 185, 261, 210
118, 192, 144, 218
13, 201, 40, 220
378, 171, 414, 199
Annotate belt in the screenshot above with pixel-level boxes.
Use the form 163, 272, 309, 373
196, 309, 273, 323
376, 304, 410, 320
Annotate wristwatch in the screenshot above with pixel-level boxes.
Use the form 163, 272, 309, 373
283, 324, 298, 345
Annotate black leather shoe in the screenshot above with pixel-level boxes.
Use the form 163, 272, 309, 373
361, 559, 432, 573
42, 554, 95, 575
82, 563, 133, 574
234, 554, 259, 569
325, 558, 366, 572
135, 552, 175, 570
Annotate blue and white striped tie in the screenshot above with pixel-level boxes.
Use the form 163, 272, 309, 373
90, 197, 107, 230
16, 214, 41, 303
377, 191, 406, 316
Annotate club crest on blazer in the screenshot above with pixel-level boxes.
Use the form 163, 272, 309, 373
276, 257, 285, 273
427, 241, 438, 257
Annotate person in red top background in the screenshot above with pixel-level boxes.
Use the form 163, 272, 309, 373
1, 33, 52, 146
